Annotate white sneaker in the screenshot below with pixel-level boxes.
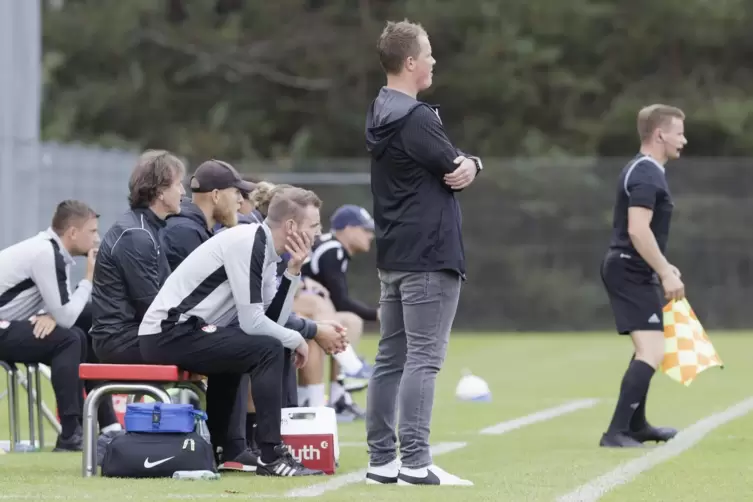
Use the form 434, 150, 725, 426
365, 458, 401, 485
397, 464, 473, 486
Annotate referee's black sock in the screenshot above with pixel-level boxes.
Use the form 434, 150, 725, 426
627, 354, 650, 431
607, 359, 655, 435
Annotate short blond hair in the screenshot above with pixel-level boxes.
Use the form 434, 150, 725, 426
377, 20, 427, 75
637, 104, 685, 142
266, 187, 322, 225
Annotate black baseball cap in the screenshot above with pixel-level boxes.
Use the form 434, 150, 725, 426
190, 160, 256, 193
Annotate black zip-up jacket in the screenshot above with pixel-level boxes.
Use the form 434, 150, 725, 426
163, 201, 212, 271
90, 208, 171, 340
164, 202, 317, 340
365, 87, 472, 278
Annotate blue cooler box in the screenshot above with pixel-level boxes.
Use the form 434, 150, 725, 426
124, 402, 207, 433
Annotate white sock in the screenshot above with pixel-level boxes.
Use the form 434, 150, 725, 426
308, 383, 326, 407
297, 385, 310, 405
330, 381, 346, 405
101, 423, 122, 434
332, 345, 363, 375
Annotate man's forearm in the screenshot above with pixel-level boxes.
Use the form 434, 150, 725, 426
237, 304, 304, 349
629, 227, 672, 276
285, 314, 318, 340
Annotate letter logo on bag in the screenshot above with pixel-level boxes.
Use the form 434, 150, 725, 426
143, 456, 175, 469
182, 438, 195, 451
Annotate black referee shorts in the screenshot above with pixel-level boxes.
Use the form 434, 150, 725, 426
601, 250, 666, 335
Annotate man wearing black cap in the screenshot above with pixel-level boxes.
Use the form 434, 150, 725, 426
161, 162, 348, 472
299, 204, 379, 421
162, 159, 253, 270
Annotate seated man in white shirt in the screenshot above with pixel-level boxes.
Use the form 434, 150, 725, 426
139, 186, 339, 477
0, 200, 121, 452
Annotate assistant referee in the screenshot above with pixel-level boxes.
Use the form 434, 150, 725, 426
599, 104, 687, 448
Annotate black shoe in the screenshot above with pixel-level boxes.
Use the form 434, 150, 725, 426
627, 425, 678, 443
332, 395, 366, 422
599, 431, 644, 448
96, 428, 125, 465
53, 430, 83, 452
218, 448, 259, 472
256, 444, 325, 477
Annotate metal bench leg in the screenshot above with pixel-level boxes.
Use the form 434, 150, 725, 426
176, 382, 209, 443
9, 368, 19, 452
26, 366, 36, 450
17, 369, 61, 436
0, 362, 17, 452
82, 383, 171, 478
33, 366, 44, 449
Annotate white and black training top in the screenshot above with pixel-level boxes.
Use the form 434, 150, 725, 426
138, 222, 304, 349
0, 228, 91, 326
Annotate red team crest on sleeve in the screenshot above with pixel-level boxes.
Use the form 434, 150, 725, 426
201, 324, 217, 333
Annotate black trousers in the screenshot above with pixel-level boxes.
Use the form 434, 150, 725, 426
92, 329, 144, 364
74, 305, 119, 429
0, 319, 82, 437
224, 348, 298, 456
139, 325, 286, 457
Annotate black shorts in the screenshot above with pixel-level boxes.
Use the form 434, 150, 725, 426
601, 251, 666, 335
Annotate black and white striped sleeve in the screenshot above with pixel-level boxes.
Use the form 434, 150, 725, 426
29, 241, 91, 328
226, 226, 304, 349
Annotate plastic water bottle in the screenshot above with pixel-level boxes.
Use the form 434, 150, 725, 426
172, 470, 220, 480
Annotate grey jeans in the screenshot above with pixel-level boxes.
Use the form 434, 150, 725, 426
366, 269, 461, 469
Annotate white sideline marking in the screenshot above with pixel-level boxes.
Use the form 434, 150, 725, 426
285, 442, 467, 498
557, 396, 753, 502
287, 398, 601, 498
479, 398, 601, 435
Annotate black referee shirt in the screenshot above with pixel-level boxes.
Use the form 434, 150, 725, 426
608, 153, 673, 272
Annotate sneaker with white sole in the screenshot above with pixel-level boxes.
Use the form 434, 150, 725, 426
366, 458, 401, 484
218, 448, 258, 472
397, 464, 473, 486
256, 444, 324, 477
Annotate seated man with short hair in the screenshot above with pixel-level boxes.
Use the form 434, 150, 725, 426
139, 187, 330, 477
0, 200, 121, 451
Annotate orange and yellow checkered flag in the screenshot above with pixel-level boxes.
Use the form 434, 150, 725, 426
661, 298, 723, 386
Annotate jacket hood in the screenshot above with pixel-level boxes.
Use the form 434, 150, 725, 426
170, 200, 209, 229
365, 87, 423, 159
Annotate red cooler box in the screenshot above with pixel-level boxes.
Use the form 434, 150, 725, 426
281, 407, 339, 475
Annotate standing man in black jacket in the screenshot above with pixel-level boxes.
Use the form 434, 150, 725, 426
90, 150, 186, 363
364, 20, 481, 487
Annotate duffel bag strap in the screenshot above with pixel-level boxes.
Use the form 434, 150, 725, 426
151, 402, 163, 431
